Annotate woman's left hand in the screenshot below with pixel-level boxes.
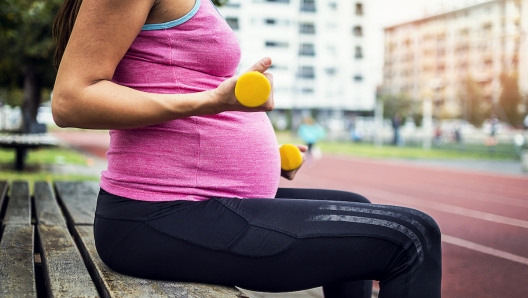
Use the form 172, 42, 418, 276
280, 144, 308, 180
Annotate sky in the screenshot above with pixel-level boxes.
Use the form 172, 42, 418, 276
371, 0, 489, 27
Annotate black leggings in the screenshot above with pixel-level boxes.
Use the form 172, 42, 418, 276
94, 188, 441, 298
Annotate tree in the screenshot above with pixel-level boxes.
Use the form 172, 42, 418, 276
1, 0, 229, 132
212, 0, 229, 5
498, 71, 524, 128
0, 0, 229, 133
0, 0, 62, 132
460, 75, 491, 127
379, 93, 414, 122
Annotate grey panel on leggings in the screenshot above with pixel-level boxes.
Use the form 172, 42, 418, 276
319, 204, 432, 250
309, 214, 424, 263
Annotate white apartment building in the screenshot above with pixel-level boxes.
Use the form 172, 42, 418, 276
383, 0, 527, 119
218, 0, 376, 119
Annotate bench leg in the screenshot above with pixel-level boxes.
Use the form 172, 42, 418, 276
15, 147, 27, 171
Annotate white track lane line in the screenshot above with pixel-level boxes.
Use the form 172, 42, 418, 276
354, 186, 528, 229
442, 234, 528, 266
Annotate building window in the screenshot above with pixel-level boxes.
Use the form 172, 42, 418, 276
353, 26, 363, 37
354, 74, 363, 82
355, 3, 363, 16
225, 17, 239, 30
325, 67, 336, 75
299, 22, 315, 34
298, 66, 315, 79
459, 28, 469, 36
265, 41, 289, 48
301, 0, 316, 12
269, 64, 288, 70
301, 88, 314, 94
299, 43, 315, 56
327, 45, 336, 55
355, 46, 363, 59
265, 18, 276, 25
328, 2, 337, 10
266, 0, 290, 3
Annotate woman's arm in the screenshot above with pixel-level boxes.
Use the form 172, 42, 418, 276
52, 0, 273, 130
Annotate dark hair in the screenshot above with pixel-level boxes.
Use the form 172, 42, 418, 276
53, 0, 228, 69
53, 0, 83, 69
212, 0, 228, 5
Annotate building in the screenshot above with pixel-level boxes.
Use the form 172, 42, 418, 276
383, 0, 527, 119
218, 0, 376, 125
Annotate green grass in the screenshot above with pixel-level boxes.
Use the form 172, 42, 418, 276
0, 147, 89, 166
1, 130, 517, 191
0, 147, 100, 193
276, 132, 519, 161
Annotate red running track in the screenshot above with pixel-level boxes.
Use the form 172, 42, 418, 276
279, 155, 528, 298
53, 131, 528, 297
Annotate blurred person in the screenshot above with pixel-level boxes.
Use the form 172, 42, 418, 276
391, 112, 402, 146
297, 116, 325, 159
433, 124, 442, 145
453, 124, 463, 150
486, 115, 499, 152
51, 0, 442, 297
490, 115, 499, 138
348, 115, 364, 143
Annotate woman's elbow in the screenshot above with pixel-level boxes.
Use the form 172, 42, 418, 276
51, 92, 76, 128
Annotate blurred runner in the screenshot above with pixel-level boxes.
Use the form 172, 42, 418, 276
297, 116, 325, 163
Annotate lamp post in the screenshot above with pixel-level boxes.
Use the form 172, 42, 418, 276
423, 96, 433, 150
423, 78, 444, 150
374, 86, 384, 147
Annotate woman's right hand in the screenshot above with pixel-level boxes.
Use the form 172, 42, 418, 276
212, 57, 275, 113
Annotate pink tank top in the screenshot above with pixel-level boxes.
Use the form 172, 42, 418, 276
100, 0, 281, 201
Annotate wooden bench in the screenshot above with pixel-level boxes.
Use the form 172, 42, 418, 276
0, 133, 59, 171
0, 180, 248, 297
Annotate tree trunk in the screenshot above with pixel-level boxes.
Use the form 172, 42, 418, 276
21, 64, 42, 133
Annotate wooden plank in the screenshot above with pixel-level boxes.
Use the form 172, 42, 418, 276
75, 226, 248, 298
37, 225, 99, 298
0, 225, 35, 297
34, 181, 99, 297
34, 181, 67, 226
54, 181, 98, 225
3, 181, 30, 226
0, 133, 59, 147
0, 181, 7, 220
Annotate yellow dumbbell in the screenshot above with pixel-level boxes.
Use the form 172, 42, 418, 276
235, 71, 271, 108
279, 144, 303, 171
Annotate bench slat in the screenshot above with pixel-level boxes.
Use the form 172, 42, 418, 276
34, 181, 99, 297
54, 181, 98, 225
34, 181, 67, 226
56, 181, 247, 298
0, 225, 35, 297
0, 181, 7, 217
75, 226, 246, 298
37, 225, 99, 298
3, 181, 30, 225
